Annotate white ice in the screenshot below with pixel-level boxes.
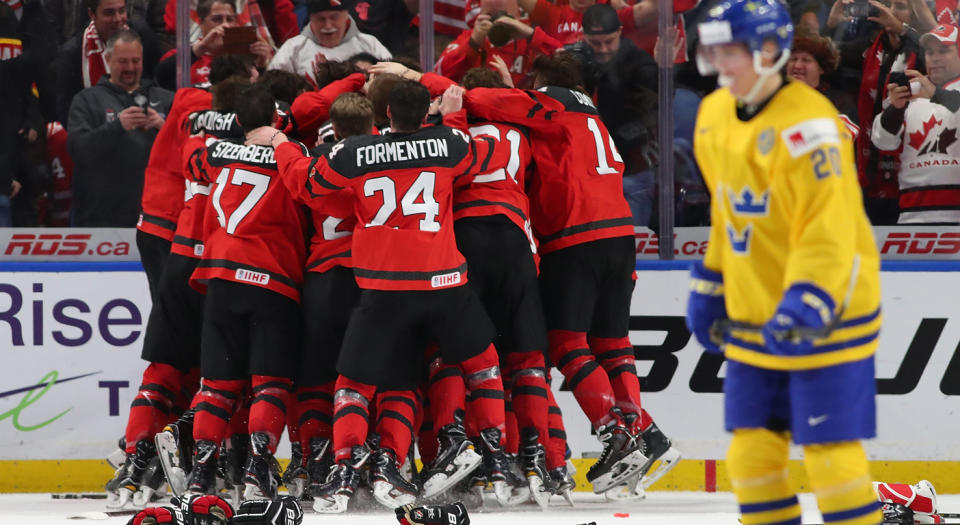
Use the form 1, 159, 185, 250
4, 492, 960, 525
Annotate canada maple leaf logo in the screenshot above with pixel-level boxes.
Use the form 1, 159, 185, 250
908, 115, 942, 150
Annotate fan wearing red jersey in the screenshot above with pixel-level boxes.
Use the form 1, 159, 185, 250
106, 64, 257, 509
182, 83, 308, 502
270, 81, 509, 513
461, 53, 680, 494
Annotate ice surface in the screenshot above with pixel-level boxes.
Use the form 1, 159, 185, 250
4, 492, 959, 525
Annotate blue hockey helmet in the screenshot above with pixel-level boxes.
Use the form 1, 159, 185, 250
697, 0, 794, 80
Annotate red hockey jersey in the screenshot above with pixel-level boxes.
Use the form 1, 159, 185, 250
434, 26, 562, 88
275, 125, 496, 291
139, 87, 211, 241
464, 86, 633, 254
289, 73, 366, 148
188, 138, 308, 302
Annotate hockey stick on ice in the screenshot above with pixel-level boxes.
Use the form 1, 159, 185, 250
709, 256, 861, 346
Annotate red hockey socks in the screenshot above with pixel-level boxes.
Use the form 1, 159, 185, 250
332, 376, 376, 463
249, 376, 293, 453
505, 351, 550, 452
296, 382, 334, 453
193, 379, 247, 444
125, 363, 184, 452
590, 336, 644, 426
376, 390, 417, 465
546, 388, 568, 470
458, 344, 506, 437
549, 330, 617, 428
427, 352, 466, 430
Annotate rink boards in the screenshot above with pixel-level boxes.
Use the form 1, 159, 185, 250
0, 261, 958, 492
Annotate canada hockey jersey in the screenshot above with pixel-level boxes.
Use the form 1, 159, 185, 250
275, 124, 496, 291
463, 86, 634, 254
694, 80, 882, 371
189, 138, 308, 302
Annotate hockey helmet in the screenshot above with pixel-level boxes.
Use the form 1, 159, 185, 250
696, 0, 794, 79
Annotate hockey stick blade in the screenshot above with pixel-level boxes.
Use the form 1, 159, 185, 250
67, 510, 138, 520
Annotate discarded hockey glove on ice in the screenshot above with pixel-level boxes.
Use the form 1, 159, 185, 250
395, 502, 471, 525
686, 261, 727, 353
232, 496, 303, 525
764, 284, 835, 355
126, 506, 190, 525
172, 494, 233, 525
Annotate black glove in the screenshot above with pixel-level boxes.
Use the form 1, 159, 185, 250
881, 502, 914, 525
171, 494, 234, 525
395, 502, 470, 525
126, 506, 189, 525
231, 496, 303, 525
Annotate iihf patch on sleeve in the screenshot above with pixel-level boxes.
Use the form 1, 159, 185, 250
780, 118, 840, 158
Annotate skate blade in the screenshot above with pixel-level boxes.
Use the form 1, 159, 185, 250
560, 487, 575, 507
604, 476, 646, 501
286, 477, 307, 499
105, 448, 127, 470
114, 487, 134, 510
131, 486, 154, 508
421, 449, 482, 498
504, 484, 530, 507
104, 490, 123, 510
313, 494, 350, 514
640, 447, 682, 490
493, 480, 515, 507
153, 434, 182, 489
590, 450, 646, 494
527, 475, 549, 510
242, 483, 272, 502
227, 486, 241, 509
371, 481, 417, 508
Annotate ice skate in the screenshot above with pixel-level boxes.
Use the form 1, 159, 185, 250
518, 429, 549, 509
370, 448, 419, 508
282, 441, 308, 498
106, 437, 127, 469
586, 422, 646, 494
306, 437, 333, 496
420, 422, 482, 499
605, 421, 682, 500
241, 432, 282, 500
113, 439, 161, 509
313, 445, 370, 514
476, 428, 524, 506
155, 421, 192, 498
548, 465, 576, 506
185, 440, 219, 495
104, 455, 131, 509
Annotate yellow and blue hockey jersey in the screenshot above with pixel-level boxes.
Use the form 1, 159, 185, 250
693, 80, 882, 371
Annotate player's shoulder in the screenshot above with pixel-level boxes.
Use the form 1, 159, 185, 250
770, 82, 846, 158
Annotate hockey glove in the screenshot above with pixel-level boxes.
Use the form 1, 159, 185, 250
126, 506, 189, 525
232, 496, 303, 525
881, 503, 914, 525
395, 502, 471, 525
763, 284, 835, 356
171, 494, 233, 525
685, 261, 727, 353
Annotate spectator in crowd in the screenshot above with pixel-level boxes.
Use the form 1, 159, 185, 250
43, 121, 73, 226
56, 0, 163, 125
127, 0, 167, 36
563, 4, 657, 140
268, 0, 391, 85
341, 0, 417, 56
1, 1, 54, 226
434, 0, 562, 88
788, 35, 860, 137
43, 0, 89, 44
163, 0, 299, 49
154, 0, 274, 90
67, 30, 173, 226
872, 24, 960, 224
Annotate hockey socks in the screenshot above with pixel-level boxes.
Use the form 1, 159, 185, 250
549, 330, 617, 428
590, 336, 644, 424
427, 351, 466, 430
249, 376, 294, 453
296, 382, 335, 453
376, 390, 417, 464
193, 379, 246, 444
125, 362, 185, 452
505, 351, 550, 455
458, 344, 506, 437
545, 388, 568, 470
332, 376, 376, 463
804, 442, 881, 524
727, 429, 802, 525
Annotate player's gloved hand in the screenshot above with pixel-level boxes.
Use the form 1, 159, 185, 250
232, 496, 303, 525
395, 502, 471, 525
125, 506, 188, 525
763, 284, 835, 356
171, 494, 233, 525
880, 502, 914, 525
685, 261, 727, 353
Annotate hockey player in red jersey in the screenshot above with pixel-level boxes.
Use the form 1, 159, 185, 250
460, 53, 681, 494
181, 83, 308, 501
270, 81, 510, 513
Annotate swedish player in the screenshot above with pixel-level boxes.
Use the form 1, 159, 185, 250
687, 0, 883, 524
